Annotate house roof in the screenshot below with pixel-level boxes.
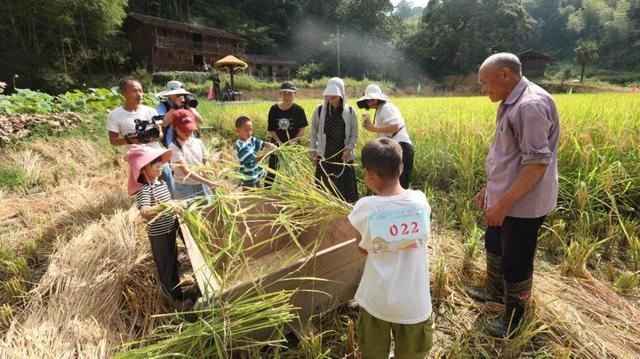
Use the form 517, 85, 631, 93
243, 54, 297, 66
128, 13, 244, 42
517, 49, 553, 62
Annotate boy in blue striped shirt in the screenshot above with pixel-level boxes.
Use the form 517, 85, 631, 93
235, 116, 276, 188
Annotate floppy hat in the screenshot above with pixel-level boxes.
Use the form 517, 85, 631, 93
124, 145, 172, 196
323, 84, 342, 97
172, 109, 197, 133
157, 80, 193, 97
279, 81, 297, 93
357, 84, 389, 109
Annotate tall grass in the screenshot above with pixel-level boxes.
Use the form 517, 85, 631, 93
198, 93, 640, 275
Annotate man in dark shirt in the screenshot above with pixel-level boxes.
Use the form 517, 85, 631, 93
265, 81, 308, 187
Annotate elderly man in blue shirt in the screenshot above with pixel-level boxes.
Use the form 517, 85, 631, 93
467, 53, 560, 337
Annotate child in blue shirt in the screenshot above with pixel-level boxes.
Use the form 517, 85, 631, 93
235, 116, 276, 187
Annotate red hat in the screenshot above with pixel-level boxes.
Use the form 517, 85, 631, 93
172, 109, 197, 133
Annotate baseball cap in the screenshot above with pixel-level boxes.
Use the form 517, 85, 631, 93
279, 81, 297, 93
172, 109, 197, 133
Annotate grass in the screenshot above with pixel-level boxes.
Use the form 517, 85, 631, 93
2, 91, 640, 356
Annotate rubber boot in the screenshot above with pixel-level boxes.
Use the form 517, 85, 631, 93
487, 278, 533, 338
466, 252, 504, 303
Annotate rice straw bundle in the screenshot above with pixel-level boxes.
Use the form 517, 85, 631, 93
0, 208, 165, 358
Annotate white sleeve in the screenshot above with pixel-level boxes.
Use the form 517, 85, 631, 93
168, 143, 185, 163
200, 140, 209, 160
106, 110, 120, 133
348, 199, 369, 248
381, 105, 404, 127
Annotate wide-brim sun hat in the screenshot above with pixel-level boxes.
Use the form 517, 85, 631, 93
157, 80, 193, 98
323, 84, 342, 97
124, 145, 172, 196
357, 84, 389, 109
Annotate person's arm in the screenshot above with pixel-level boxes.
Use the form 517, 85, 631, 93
363, 122, 402, 134
162, 108, 175, 126
109, 131, 138, 146
173, 161, 217, 187
485, 102, 554, 226
342, 107, 359, 162
189, 107, 204, 124
267, 106, 283, 145
270, 131, 283, 145
309, 105, 320, 159
256, 142, 277, 162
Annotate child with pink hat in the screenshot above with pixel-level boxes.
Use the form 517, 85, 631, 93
125, 145, 187, 304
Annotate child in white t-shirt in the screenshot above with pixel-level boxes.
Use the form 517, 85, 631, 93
168, 109, 216, 202
348, 138, 434, 358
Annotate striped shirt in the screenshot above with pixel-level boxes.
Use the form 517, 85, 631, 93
135, 180, 177, 236
235, 136, 265, 186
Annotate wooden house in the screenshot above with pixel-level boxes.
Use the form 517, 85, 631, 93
517, 50, 553, 78
124, 13, 296, 79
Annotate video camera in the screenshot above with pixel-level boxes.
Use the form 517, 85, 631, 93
171, 94, 199, 110
132, 115, 165, 143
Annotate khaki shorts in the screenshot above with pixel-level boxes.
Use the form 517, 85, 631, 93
357, 307, 434, 359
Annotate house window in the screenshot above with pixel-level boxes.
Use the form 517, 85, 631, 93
277, 64, 284, 70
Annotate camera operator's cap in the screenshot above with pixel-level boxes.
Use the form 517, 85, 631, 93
157, 80, 193, 97
356, 84, 389, 109
124, 145, 172, 196
172, 109, 197, 133
279, 81, 296, 93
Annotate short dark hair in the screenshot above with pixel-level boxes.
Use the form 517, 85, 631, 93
361, 138, 403, 179
235, 116, 252, 128
118, 77, 139, 92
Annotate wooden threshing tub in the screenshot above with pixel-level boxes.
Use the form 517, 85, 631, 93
180, 199, 366, 336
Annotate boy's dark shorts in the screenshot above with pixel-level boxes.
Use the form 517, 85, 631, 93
357, 306, 434, 359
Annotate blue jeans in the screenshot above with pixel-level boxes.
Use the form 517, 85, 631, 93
174, 182, 213, 204
159, 164, 175, 196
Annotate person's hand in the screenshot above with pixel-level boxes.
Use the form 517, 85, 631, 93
485, 200, 508, 227
124, 133, 139, 144
169, 200, 185, 214
342, 150, 352, 163
362, 113, 374, 131
310, 150, 318, 162
474, 187, 486, 209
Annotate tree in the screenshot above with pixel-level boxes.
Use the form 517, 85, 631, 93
411, 0, 534, 76
574, 40, 598, 82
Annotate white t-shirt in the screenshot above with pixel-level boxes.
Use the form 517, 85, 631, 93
375, 102, 411, 145
107, 105, 161, 149
348, 190, 432, 324
168, 138, 209, 185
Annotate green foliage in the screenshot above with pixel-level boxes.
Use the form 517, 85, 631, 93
152, 71, 216, 85
575, 40, 599, 82
0, 0, 129, 92
295, 62, 323, 83
0, 87, 155, 116
413, 0, 534, 75
0, 166, 29, 190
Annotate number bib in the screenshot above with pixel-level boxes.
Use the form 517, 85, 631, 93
368, 207, 428, 255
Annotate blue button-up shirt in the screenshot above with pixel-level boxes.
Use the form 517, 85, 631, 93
485, 77, 559, 218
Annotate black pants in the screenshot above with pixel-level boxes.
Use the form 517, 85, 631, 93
265, 152, 278, 189
148, 225, 182, 300
485, 216, 546, 282
399, 142, 414, 189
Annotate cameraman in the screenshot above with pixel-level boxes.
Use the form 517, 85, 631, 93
157, 81, 203, 146
107, 77, 175, 195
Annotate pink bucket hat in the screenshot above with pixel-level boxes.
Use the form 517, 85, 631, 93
124, 145, 172, 196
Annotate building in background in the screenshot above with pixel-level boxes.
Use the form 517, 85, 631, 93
124, 13, 295, 80
517, 50, 554, 78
